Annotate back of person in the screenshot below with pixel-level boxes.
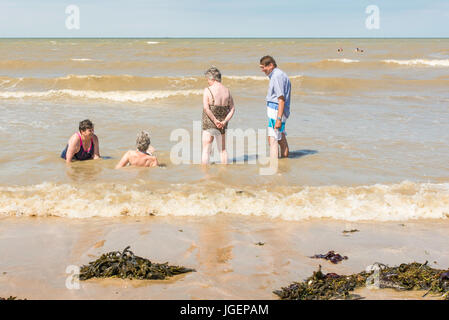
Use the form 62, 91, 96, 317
127, 150, 157, 167
115, 131, 158, 169
207, 83, 230, 107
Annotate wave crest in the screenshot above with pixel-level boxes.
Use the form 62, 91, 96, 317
382, 59, 449, 67
0, 89, 203, 102
0, 181, 447, 221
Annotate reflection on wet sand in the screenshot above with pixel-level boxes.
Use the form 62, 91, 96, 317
195, 216, 234, 297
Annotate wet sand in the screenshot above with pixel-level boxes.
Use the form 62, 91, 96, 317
0, 215, 448, 300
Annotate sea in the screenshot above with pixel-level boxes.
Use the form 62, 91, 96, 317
0, 38, 448, 221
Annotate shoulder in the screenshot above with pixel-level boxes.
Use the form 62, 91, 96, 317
120, 150, 132, 160
273, 69, 290, 85
274, 68, 288, 79
203, 87, 212, 98
92, 134, 99, 142
69, 133, 80, 144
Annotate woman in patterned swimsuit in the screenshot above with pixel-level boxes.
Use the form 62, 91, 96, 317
202, 67, 235, 165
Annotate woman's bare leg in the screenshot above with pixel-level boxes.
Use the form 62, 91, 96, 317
218, 134, 227, 164
202, 131, 214, 165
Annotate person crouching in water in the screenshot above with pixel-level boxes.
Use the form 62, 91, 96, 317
61, 119, 100, 164
115, 131, 158, 168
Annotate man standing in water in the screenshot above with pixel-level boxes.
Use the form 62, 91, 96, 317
259, 55, 291, 158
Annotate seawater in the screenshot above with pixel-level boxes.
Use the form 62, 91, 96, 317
0, 38, 448, 220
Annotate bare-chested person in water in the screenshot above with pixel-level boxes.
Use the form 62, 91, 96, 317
115, 131, 158, 169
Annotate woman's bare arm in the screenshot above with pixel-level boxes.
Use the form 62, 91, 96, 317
65, 134, 79, 164
222, 93, 235, 125
147, 156, 158, 167
115, 151, 130, 169
93, 134, 100, 159
203, 88, 222, 128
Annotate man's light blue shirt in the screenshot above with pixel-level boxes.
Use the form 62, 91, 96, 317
266, 67, 291, 118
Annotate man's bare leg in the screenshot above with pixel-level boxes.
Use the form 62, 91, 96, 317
268, 136, 279, 159
279, 133, 289, 158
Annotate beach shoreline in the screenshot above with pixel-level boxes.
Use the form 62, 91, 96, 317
1, 215, 448, 300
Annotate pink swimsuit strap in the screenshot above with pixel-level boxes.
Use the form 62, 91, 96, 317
76, 132, 93, 152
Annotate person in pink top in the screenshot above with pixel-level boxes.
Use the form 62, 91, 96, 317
61, 119, 100, 164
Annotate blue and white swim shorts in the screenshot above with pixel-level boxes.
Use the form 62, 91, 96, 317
266, 101, 287, 141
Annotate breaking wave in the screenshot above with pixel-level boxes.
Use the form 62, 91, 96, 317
1, 74, 447, 99
0, 89, 203, 103
382, 59, 449, 67
0, 181, 447, 221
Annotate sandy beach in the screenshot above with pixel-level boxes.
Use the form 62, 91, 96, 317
1, 38, 448, 300
1, 215, 448, 300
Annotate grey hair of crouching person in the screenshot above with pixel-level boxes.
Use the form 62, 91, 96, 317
136, 131, 151, 152
204, 66, 222, 82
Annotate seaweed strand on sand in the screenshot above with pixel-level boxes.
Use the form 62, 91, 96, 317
79, 246, 195, 280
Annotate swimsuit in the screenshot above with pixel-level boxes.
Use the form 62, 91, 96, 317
61, 132, 94, 160
267, 101, 287, 141
202, 87, 231, 135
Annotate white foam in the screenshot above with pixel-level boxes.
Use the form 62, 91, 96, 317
146, 41, 160, 44
0, 181, 448, 221
70, 58, 95, 62
225, 75, 302, 81
382, 59, 449, 67
225, 76, 267, 81
326, 59, 360, 63
0, 79, 11, 87
0, 89, 203, 102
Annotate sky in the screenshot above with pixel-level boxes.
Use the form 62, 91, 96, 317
0, 0, 448, 38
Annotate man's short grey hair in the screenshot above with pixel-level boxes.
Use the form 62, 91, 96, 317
136, 131, 151, 152
204, 66, 222, 82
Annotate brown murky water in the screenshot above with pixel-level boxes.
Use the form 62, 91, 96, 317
0, 38, 448, 220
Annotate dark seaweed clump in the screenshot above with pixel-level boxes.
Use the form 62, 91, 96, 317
310, 251, 348, 264
0, 296, 24, 300
274, 262, 449, 300
274, 265, 367, 300
342, 229, 359, 234
79, 246, 195, 280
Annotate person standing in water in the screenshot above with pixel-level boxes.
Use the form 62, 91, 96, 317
61, 119, 100, 164
259, 55, 291, 158
201, 66, 235, 165
115, 131, 158, 168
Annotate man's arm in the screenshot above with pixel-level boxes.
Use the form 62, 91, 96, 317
274, 96, 285, 129
272, 74, 286, 129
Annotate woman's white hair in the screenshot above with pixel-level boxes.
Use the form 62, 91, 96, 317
204, 66, 222, 82
136, 131, 151, 152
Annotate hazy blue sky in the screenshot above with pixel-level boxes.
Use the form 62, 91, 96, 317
1, 0, 448, 37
